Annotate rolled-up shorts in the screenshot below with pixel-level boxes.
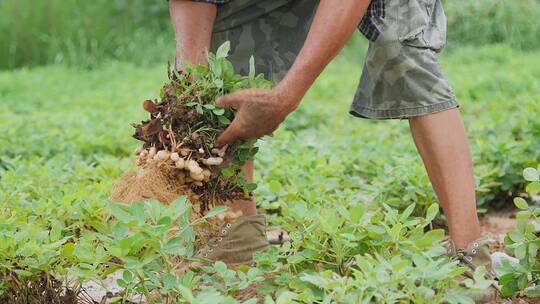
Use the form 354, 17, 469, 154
193, 0, 458, 119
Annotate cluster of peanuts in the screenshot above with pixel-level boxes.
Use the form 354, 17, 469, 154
135, 146, 225, 187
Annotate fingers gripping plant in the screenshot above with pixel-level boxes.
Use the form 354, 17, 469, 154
111, 42, 272, 221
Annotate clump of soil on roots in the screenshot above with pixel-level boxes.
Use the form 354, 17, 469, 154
111, 49, 272, 244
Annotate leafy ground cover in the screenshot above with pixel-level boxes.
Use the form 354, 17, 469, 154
498, 165, 540, 298
0, 44, 539, 303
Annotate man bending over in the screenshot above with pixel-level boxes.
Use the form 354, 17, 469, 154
169, 0, 506, 301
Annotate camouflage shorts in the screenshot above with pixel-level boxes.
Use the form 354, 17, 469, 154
202, 0, 458, 119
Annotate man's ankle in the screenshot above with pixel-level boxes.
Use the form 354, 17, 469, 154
450, 230, 481, 249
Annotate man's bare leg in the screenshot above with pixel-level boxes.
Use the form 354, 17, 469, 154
409, 108, 481, 249
170, 0, 256, 216
169, 0, 216, 66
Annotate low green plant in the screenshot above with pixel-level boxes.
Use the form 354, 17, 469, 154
498, 164, 540, 298
1, 44, 539, 302
76, 197, 267, 303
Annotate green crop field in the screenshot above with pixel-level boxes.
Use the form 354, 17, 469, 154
2, 0, 540, 302
1, 42, 539, 303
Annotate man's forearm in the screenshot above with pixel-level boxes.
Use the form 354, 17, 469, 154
169, 0, 217, 68
277, 0, 371, 110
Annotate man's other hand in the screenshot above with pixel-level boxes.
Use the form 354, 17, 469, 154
215, 88, 296, 146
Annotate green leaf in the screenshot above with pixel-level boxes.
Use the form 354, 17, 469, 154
213, 79, 224, 88
62, 242, 75, 257
221, 166, 235, 176
529, 242, 539, 261
268, 180, 281, 194
425, 203, 439, 223
518, 272, 528, 290
163, 273, 177, 290
349, 204, 365, 223
214, 261, 227, 275
218, 115, 231, 124
515, 243, 527, 259
212, 108, 225, 115
366, 224, 385, 240
49, 222, 63, 241
300, 273, 329, 288
216, 41, 230, 59
130, 202, 145, 223
526, 285, 540, 297
444, 289, 475, 304
176, 284, 195, 303
287, 254, 305, 264
162, 237, 187, 255
200, 205, 228, 220
157, 216, 172, 227
171, 196, 190, 218
116, 278, 127, 288
123, 270, 133, 282
389, 223, 402, 241
248, 56, 255, 80
523, 167, 539, 181
124, 258, 143, 270
400, 203, 416, 221
108, 296, 122, 304
110, 203, 131, 222
74, 243, 94, 263
463, 266, 495, 290
13, 269, 33, 277
159, 87, 166, 99
516, 210, 531, 220
514, 197, 529, 210
500, 273, 519, 297
526, 181, 540, 195
508, 231, 525, 242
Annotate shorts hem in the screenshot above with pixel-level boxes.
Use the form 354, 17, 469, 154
349, 99, 459, 120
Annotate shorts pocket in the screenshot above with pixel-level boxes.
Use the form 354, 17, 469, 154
397, 0, 446, 52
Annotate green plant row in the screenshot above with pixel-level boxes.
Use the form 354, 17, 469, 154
0, 44, 538, 302
256, 44, 540, 218
498, 164, 540, 298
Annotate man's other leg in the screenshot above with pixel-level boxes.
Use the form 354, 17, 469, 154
409, 108, 481, 249
169, 0, 216, 66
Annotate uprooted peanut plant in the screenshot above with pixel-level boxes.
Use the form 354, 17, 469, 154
111, 42, 272, 221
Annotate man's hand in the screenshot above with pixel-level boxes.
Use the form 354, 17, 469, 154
215, 0, 370, 146
215, 88, 296, 146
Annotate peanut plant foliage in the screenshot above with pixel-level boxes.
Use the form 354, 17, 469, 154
0, 44, 539, 303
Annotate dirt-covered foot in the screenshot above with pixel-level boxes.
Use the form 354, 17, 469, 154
445, 235, 501, 303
